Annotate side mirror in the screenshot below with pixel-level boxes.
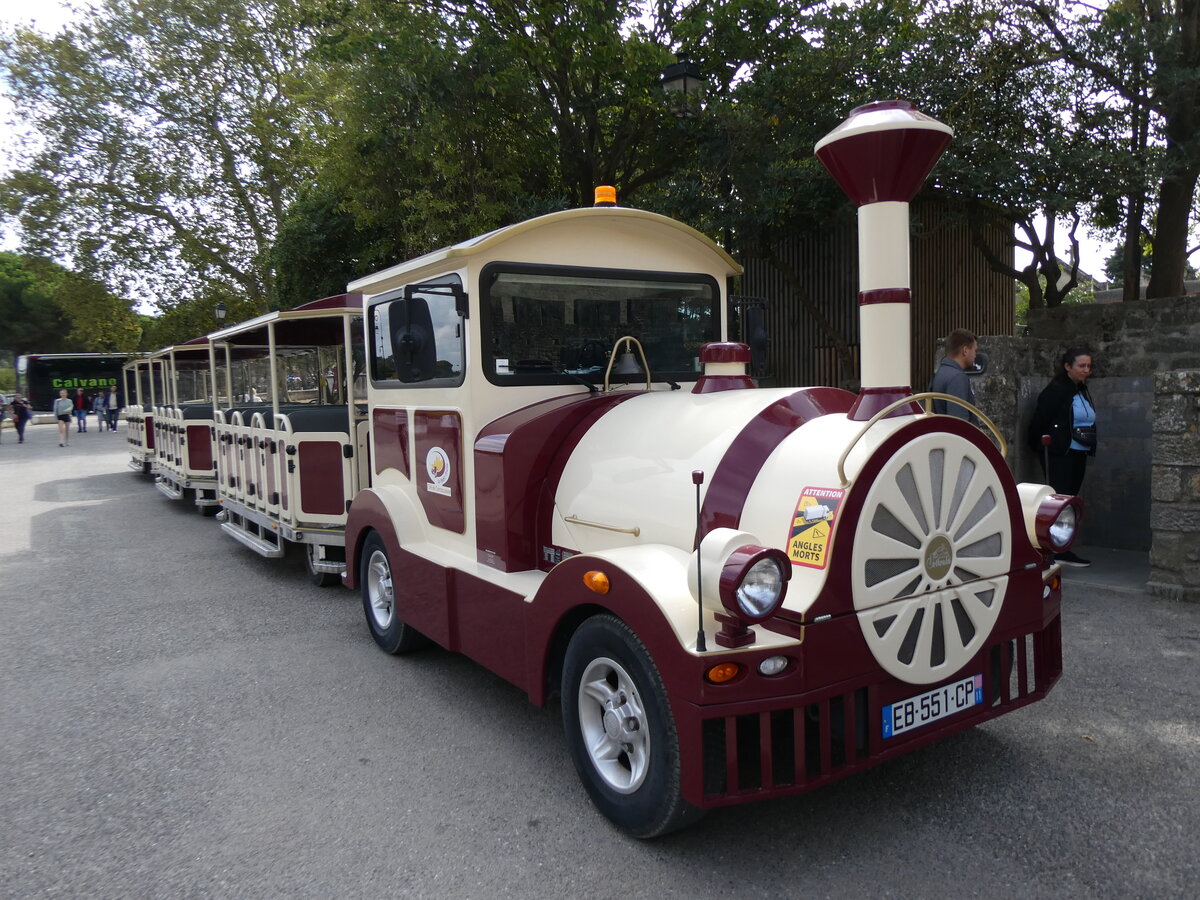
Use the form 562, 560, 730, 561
391, 297, 437, 383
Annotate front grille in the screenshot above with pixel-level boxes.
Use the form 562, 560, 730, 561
698, 618, 1062, 803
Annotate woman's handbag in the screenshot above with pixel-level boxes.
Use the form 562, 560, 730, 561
1072, 425, 1097, 448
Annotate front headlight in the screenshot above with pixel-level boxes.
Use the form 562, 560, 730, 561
736, 557, 787, 618
1047, 504, 1077, 549
1036, 495, 1083, 552
719, 546, 791, 623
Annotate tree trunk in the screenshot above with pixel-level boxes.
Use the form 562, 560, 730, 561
1123, 97, 1148, 301
1146, 0, 1200, 298
1146, 160, 1200, 298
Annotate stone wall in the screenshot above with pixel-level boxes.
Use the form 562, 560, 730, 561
964, 337, 1154, 552
942, 294, 1200, 563
1148, 371, 1200, 601
1026, 295, 1200, 372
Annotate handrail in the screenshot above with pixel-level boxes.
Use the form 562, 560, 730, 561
836, 391, 1006, 487
602, 335, 652, 393
563, 514, 641, 537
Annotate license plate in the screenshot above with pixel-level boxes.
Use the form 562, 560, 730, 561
882, 674, 983, 739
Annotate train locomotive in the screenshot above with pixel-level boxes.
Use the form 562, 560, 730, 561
331, 101, 1080, 836
117, 101, 1079, 837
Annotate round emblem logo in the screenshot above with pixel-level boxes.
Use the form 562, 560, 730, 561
425, 446, 451, 495
924, 535, 953, 580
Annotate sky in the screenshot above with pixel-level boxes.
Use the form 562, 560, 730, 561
0, 0, 1117, 283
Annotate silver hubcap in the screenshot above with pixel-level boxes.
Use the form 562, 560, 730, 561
578, 657, 650, 794
365, 549, 394, 629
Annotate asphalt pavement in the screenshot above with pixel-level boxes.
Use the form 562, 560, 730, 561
1, 417, 1197, 899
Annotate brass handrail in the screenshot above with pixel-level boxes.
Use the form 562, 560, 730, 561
563, 515, 641, 537
836, 392, 1006, 487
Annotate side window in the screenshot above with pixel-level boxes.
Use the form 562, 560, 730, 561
370, 277, 466, 387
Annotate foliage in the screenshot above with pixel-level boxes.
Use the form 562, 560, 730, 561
1017, 0, 1200, 299
0, 252, 70, 354
0, 251, 140, 353
283, 0, 700, 280
2, 0, 1193, 335
0, 0, 330, 316
1015, 277, 1095, 331
1104, 240, 1199, 285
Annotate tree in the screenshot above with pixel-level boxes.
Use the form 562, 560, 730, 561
0, 251, 140, 353
0, 0, 329, 316
0, 252, 70, 354
1020, 0, 1200, 299
279, 0, 714, 282
1105, 240, 1199, 284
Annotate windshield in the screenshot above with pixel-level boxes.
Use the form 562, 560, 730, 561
481, 264, 720, 385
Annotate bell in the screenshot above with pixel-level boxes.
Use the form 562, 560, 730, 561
613, 347, 642, 375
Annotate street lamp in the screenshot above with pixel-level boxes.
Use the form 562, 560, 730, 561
214, 302, 227, 324
660, 54, 706, 117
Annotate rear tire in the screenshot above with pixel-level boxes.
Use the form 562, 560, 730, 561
360, 532, 429, 654
561, 615, 703, 838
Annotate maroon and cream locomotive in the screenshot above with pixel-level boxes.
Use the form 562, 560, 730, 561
122, 101, 1080, 837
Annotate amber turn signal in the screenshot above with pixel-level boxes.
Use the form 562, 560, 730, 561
705, 662, 741, 684
583, 570, 610, 594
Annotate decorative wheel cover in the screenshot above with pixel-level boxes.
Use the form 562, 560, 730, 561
851, 432, 1011, 684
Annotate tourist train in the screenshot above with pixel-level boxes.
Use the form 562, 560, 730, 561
120, 102, 1081, 837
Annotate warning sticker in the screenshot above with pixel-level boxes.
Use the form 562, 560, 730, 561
786, 487, 845, 569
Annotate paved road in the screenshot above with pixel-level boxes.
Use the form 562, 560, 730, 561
2, 420, 1198, 898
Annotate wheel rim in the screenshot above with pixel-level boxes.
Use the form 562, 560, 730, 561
365, 549, 394, 630
577, 656, 651, 794
851, 432, 1011, 684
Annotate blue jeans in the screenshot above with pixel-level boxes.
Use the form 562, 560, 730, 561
107, 409, 118, 430
75, 408, 87, 430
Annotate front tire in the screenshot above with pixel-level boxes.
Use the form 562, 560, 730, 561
561, 615, 703, 838
360, 532, 428, 654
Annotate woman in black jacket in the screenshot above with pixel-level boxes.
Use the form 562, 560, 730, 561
1028, 348, 1095, 565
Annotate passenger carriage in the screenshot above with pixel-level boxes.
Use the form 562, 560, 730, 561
209, 294, 367, 585
149, 337, 221, 513
122, 354, 160, 474
340, 103, 1081, 836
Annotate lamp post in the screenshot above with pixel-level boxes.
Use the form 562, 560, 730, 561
659, 53, 706, 117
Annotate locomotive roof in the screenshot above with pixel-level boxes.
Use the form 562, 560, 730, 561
347, 206, 742, 294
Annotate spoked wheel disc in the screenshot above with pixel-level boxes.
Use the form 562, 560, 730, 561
851, 432, 1012, 685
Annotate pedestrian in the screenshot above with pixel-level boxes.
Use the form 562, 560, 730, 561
73, 387, 88, 432
0, 397, 7, 444
106, 385, 120, 432
92, 391, 107, 430
10, 395, 32, 443
1028, 347, 1095, 567
928, 328, 979, 422
54, 389, 74, 446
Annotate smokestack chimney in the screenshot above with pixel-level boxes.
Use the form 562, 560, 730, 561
815, 100, 953, 420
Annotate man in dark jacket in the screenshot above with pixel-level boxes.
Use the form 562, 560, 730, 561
928, 328, 978, 422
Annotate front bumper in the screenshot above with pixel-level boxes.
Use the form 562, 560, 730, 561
677, 608, 1062, 808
